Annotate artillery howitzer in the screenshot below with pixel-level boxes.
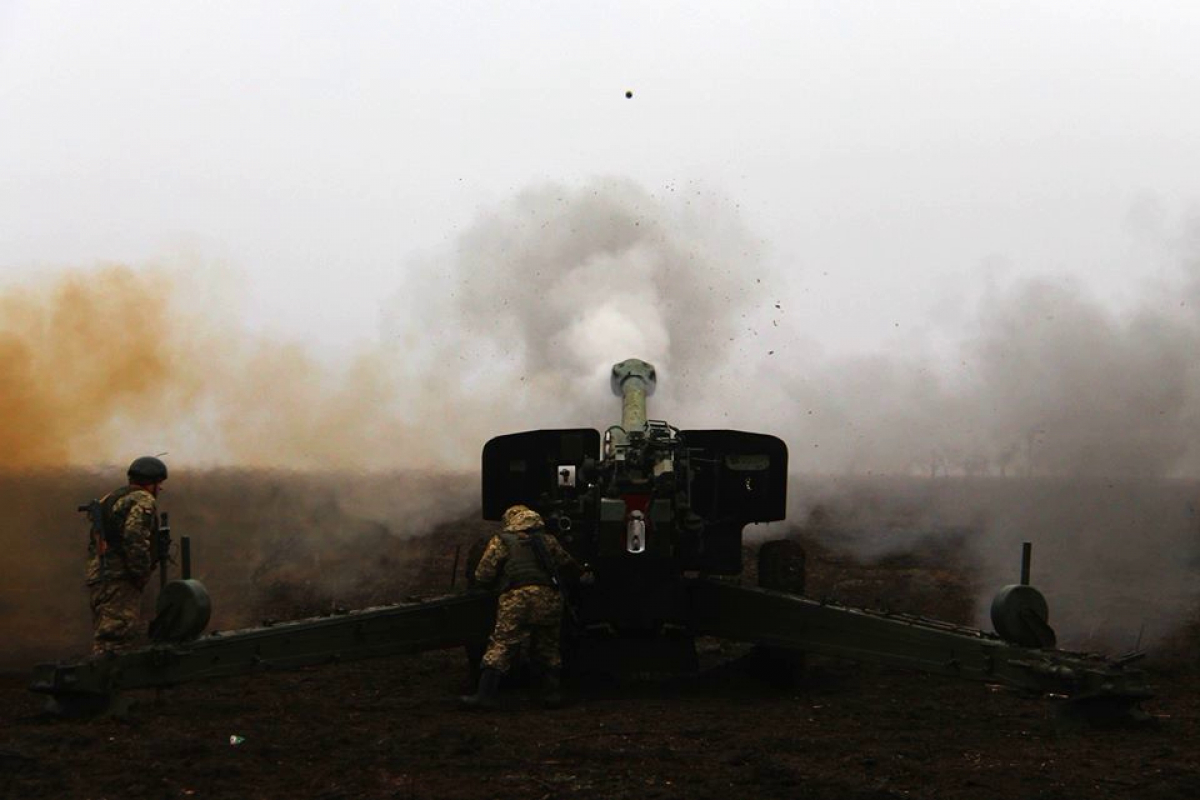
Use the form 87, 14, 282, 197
32, 358, 1150, 720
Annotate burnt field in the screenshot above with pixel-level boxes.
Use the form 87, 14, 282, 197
1, 472, 1199, 799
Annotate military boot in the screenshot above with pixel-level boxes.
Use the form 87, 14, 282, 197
539, 668, 564, 709
460, 668, 502, 710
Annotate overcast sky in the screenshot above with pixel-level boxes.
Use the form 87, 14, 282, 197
4, 1, 1198, 359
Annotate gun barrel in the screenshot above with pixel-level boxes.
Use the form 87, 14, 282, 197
610, 359, 657, 432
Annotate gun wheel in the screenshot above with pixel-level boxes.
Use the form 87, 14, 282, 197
751, 539, 808, 684
149, 579, 212, 642
757, 539, 806, 595
990, 584, 1057, 648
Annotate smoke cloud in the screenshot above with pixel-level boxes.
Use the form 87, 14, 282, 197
0, 266, 198, 468
0, 263, 430, 472
0, 179, 773, 664
768, 277, 1200, 480
1, 180, 1198, 661
380, 178, 772, 445
0, 180, 775, 471
766, 222, 1200, 649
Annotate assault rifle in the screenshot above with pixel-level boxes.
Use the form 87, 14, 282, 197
78, 500, 107, 583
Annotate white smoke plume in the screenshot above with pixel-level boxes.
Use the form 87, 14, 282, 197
380, 177, 772, 452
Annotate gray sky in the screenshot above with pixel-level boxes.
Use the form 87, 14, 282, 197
5, 2, 1198, 351
4, 2, 1200, 475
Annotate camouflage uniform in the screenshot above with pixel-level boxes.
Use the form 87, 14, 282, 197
475, 507, 578, 674
87, 486, 158, 655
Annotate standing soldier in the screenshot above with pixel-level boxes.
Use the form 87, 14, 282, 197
462, 504, 580, 710
86, 456, 168, 656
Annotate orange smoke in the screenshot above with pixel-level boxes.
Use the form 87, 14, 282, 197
0, 266, 484, 666
0, 265, 448, 471
0, 266, 195, 468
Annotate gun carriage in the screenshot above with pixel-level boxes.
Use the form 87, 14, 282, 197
32, 359, 1150, 719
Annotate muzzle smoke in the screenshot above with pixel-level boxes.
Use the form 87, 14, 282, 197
0, 182, 1197, 662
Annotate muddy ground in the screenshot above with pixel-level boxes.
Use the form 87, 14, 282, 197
2, 513, 1198, 800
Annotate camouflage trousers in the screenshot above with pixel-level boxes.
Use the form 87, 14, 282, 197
482, 585, 564, 674
89, 580, 144, 655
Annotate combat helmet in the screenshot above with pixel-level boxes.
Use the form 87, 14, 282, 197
502, 504, 544, 533
127, 456, 168, 484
